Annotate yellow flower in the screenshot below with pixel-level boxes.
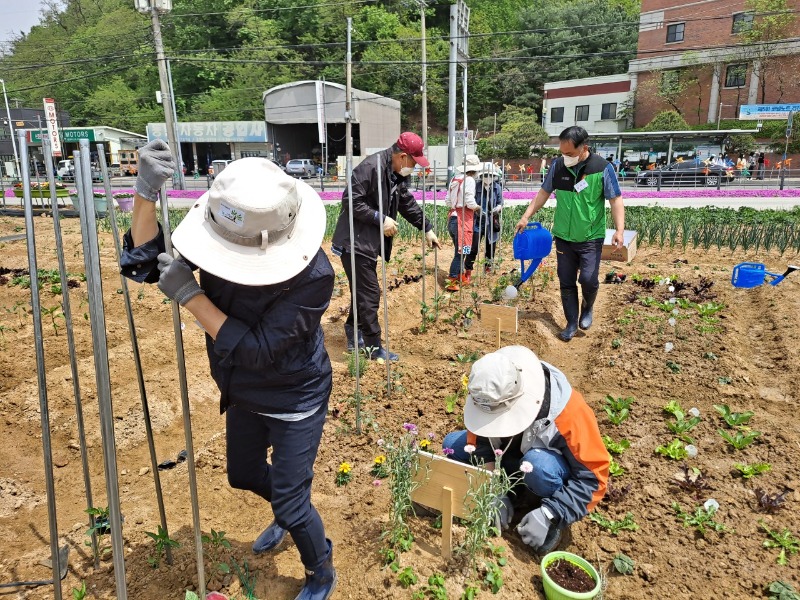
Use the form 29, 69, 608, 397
374, 455, 386, 465
419, 439, 431, 450
337, 462, 352, 474
461, 373, 469, 394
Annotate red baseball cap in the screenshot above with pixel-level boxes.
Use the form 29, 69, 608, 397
396, 132, 429, 167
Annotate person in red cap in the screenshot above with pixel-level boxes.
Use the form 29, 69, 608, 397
332, 132, 441, 361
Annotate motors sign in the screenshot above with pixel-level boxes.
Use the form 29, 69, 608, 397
739, 104, 800, 120
43, 98, 62, 158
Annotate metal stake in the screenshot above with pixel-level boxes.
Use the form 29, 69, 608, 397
377, 160, 391, 395
420, 169, 426, 312
157, 183, 206, 595
42, 137, 98, 568
97, 146, 173, 564
432, 161, 439, 318
75, 141, 127, 599
18, 132, 63, 600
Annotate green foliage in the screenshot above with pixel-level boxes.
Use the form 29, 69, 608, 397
673, 502, 730, 537
761, 521, 800, 565
612, 553, 635, 575
714, 404, 754, 428
766, 581, 800, 600
734, 462, 771, 479
346, 348, 369, 378
655, 439, 688, 460
84, 506, 112, 561
381, 426, 423, 556
602, 436, 630, 455
589, 511, 639, 535
603, 395, 633, 426
718, 428, 761, 450
71, 581, 87, 600
483, 560, 505, 594
641, 110, 691, 132
397, 566, 419, 588
232, 558, 258, 600
476, 106, 549, 159
609, 459, 625, 477
144, 525, 180, 569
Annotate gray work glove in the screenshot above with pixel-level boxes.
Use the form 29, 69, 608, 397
492, 204, 503, 214
517, 508, 554, 551
493, 494, 514, 531
157, 253, 204, 306
135, 140, 176, 202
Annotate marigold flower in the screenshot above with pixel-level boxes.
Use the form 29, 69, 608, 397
374, 455, 386, 465
419, 439, 431, 450
337, 462, 352, 474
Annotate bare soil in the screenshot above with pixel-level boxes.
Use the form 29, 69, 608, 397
0, 213, 799, 600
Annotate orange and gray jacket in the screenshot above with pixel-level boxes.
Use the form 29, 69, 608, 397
474, 361, 609, 525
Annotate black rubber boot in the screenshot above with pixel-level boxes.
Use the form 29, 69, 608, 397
579, 287, 598, 330
343, 324, 364, 352
252, 520, 288, 554
559, 289, 580, 342
294, 539, 337, 600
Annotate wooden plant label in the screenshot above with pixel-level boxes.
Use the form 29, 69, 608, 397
411, 451, 491, 559
480, 303, 518, 348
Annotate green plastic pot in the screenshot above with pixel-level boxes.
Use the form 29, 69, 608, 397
540, 551, 601, 600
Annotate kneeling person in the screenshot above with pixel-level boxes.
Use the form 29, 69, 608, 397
443, 346, 608, 554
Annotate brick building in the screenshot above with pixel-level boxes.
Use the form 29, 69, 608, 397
629, 0, 800, 127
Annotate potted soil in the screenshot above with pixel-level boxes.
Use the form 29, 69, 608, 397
540, 551, 601, 600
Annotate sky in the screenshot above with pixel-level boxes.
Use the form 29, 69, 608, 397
0, 0, 46, 42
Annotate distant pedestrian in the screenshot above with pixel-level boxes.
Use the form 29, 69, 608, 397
757, 153, 765, 180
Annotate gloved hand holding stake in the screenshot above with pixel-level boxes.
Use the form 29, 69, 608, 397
425, 230, 441, 249
492, 205, 503, 214
517, 507, 555, 551
157, 253, 205, 306
383, 216, 399, 237
135, 140, 176, 202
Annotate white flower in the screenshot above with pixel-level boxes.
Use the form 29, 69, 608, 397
519, 461, 533, 474
704, 498, 719, 512
464, 444, 476, 454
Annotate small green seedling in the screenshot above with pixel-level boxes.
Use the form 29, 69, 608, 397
609, 459, 625, 477
666, 360, 682, 374
461, 583, 480, 600
588, 511, 639, 535
483, 561, 505, 594
604, 395, 633, 426
672, 502, 730, 537
655, 439, 688, 460
602, 436, 630, 455
761, 521, 800, 566
232, 558, 258, 600
612, 553, 635, 575
85, 506, 112, 560
734, 462, 771, 479
455, 351, 481, 363
718, 428, 761, 450
766, 580, 800, 600
663, 399, 682, 417
145, 525, 180, 568
667, 410, 701, 436
397, 566, 418, 588
714, 404, 754, 428
696, 301, 724, 317
71, 581, 87, 600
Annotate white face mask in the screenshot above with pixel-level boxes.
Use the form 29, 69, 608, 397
399, 166, 414, 177
483, 178, 492, 189
562, 154, 581, 167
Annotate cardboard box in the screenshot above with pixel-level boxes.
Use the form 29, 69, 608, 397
602, 229, 637, 262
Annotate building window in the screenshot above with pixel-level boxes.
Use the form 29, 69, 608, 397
725, 64, 747, 88
732, 12, 754, 33
666, 23, 685, 43
601, 103, 617, 120
575, 105, 589, 122
550, 107, 564, 123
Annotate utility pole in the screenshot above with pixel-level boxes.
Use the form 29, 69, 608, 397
446, 0, 469, 179
135, 0, 184, 189
0, 79, 21, 178
166, 59, 186, 189
420, 0, 428, 151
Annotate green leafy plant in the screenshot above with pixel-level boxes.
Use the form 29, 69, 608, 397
609, 459, 625, 477
667, 408, 701, 436
461, 583, 480, 600
663, 399, 682, 417
612, 553, 635, 575
41, 305, 64, 336
84, 506, 112, 561
456, 351, 481, 363
588, 511, 639, 535
734, 462, 771, 479
602, 436, 630, 455
346, 348, 369, 377
655, 439, 688, 460
603, 395, 633, 426
483, 560, 505, 594
380, 425, 423, 558
611, 338, 621, 349
232, 558, 258, 600
695, 301, 725, 316
672, 502, 730, 537
201, 528, 232, 578
718, 428, 761, 450
761, 521, 800, 565
766, 580, 800, 600
713, 404, 754, 428
144, 525, 180, 568
666, 360, 682, 374
335, 462, 352, 486
420, 572, 448, 599
397, 566, 418, 589
71, 581, 87, 600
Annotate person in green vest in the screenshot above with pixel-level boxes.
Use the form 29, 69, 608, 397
515, 126, 625, 341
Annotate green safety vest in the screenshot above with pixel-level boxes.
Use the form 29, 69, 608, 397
549, 154, 609, 242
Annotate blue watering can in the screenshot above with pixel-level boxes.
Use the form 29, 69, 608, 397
731, 262, 799, 288
513, 222, 553, 288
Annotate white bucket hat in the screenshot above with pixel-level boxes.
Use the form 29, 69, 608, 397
171, 157, 325, 286
463, 346, 546, 438
457, 154, 482, 173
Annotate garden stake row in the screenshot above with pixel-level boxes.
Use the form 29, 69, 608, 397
459, 138, 468, 305
42, 137, 99, 568
476, 113, 498, 289
75, 141, 127, 599
377, 159, 392, 396
9, 132, 63, 599
157, 179, 206, 598
432, 161, 439, 319
420, 168, 426, 317
97, 146, 173, 564
344, 17, 363, 433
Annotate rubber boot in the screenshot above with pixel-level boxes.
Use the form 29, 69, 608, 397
295, 539, 337, 600
368, 346, 399, 362
445, 277, 460, 292
460, 270, 473, 286
252, 521, 288, 554
579, 287, 598, 331
559, 289, 580, 342
343, 324, 364, 352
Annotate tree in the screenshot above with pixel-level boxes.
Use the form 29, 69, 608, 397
641, 111, 690, 131
476, 105, 548, 158
741, 0, 798, 103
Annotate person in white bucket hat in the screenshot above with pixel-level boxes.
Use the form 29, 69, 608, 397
120, 140, 337, 600
445, 153, 482, 291
442, 346, 608, 555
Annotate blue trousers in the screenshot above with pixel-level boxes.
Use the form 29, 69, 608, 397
226, 403, 329, 570
554, 237, 604, 295
443, 430, 569, 498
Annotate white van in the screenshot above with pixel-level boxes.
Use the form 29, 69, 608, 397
57, 159, 74, 178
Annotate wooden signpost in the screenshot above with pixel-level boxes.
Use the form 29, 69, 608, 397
480, 304, 518, 348
411, 451, 491, 559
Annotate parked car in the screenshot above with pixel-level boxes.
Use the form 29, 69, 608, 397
635, 160, 735, 187
285, 159, 316, 178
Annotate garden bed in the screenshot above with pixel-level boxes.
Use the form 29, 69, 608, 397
0, 211, 798, 599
